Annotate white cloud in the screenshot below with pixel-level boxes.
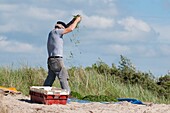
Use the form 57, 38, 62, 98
105, 44, 158, 57
118, 17, 151, 32
0, 3, 67, 20
0, 4, 18, 12
79, 16, 158, 44
66, 0, 85, 3
0, 36, 41, 53
107, 44, 131, 55
83, 0, 117, 5
0, 3, 68, 33
0, 21, 25, 33
26, 7, 67, 20
81, 14, 115, 29
102, 0, 116, 3
112, 30, 152, 42
96, 8, 118, 17
132, 45, 158, 57
109, 17, 160, 43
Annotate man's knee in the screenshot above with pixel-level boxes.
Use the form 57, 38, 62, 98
59, 67, 69, 80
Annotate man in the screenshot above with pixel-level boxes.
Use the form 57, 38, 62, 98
43, 15, 82, 94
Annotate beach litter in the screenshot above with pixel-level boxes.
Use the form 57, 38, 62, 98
0, 86, 21, 95
117, 98, 144, 105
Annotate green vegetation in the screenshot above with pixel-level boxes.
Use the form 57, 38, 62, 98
0, 55, 169, 104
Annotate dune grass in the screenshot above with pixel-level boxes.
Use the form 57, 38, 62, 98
69, 68, 169, 104
0, 65, 169, 104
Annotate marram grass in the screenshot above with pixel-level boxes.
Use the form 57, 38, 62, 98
69, 68, 169, 104
0, 66, 169, 104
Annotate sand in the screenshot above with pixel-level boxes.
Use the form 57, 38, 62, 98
0, 94, 170, 113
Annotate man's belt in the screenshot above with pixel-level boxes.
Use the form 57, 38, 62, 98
48, 56, 63, 59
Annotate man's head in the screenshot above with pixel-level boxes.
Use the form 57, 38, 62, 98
55, 21, 67, 29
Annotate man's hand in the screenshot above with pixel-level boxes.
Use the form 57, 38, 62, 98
74, 15, 81, 21
76, 15, 82, 22
74, 15, 82, 28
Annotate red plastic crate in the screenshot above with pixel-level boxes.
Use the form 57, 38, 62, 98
29, 86, 69, 105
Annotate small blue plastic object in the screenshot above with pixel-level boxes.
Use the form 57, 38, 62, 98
117, 98, 144, 105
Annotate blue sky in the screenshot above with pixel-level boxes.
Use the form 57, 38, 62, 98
0, 0, 170, 76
